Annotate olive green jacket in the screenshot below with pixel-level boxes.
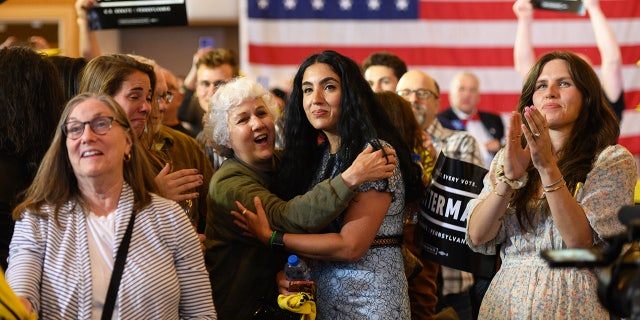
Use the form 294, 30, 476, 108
205, 151, 355, 319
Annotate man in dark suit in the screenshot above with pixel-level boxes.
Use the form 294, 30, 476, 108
437, 71, 504, 168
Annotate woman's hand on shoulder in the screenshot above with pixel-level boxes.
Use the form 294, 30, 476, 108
341, 146, 396, 189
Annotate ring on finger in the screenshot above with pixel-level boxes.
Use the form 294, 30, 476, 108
242, 209, 247, 215
533, 132, 541, 138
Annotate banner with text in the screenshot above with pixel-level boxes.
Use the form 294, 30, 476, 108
416, 152, 497, 278
87, 0, 187, 30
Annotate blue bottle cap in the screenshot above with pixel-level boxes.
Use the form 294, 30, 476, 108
288, 254, 300, 266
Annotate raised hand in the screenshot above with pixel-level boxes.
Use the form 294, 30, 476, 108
503, 111, 532, 180
521, 105, 556, 170
513, 0, 534, 20
75, 0, 98, 19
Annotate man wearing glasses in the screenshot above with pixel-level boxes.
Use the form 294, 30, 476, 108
178, 48, 239, 169
397, 70, 482, 167
178, 48, 240, 135
161, 68, 196, 138
131, 55, 214, 235
397, 70, 483, 320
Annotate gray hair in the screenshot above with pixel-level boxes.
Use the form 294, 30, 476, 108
203, 77, 277, 157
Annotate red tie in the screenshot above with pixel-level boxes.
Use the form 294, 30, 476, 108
461, 113, 480, 128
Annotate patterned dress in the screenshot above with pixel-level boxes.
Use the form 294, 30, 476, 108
465, 145, 636, 319
309, 141, 410, 320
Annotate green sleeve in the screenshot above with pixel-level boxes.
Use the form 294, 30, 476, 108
265, 175, 355, 233
210, 161, 355, 235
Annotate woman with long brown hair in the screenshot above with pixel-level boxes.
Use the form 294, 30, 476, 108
466, 51, 636, 318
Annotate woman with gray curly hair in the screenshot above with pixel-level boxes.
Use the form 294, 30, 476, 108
202, 77, 397, 319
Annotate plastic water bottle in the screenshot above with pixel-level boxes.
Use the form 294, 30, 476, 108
284, 254, 311, 281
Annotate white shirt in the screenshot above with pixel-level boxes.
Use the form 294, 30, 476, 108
86, 210, 118, 320
452, 108, 495, 169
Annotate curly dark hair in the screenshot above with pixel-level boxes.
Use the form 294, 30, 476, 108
278, 50, 423, 203
511, 51, 619, 231
0, 46, 66, 175
361, 52, 408, 80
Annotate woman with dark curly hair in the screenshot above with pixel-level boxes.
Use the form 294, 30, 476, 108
0, 46, 66, 270
240, 50, 423, 319
466, 51, 636, 319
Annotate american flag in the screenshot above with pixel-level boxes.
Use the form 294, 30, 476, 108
240, 0, 640, 153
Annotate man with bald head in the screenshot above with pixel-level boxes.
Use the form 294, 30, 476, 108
397, 70, 482, 165
397, 69, 483, 320
438, 71, 504, 169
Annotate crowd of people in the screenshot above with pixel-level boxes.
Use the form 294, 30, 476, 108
0, 0, 638, 319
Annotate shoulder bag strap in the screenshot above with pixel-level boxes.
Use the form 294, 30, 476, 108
101, 212, 136, 320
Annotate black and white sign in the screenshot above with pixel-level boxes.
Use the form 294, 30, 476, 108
416, 152, 498, 278
87, 0, 187, 30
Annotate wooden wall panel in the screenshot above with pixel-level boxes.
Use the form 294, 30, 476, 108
0, 0, 79, 57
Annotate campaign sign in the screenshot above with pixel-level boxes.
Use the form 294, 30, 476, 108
87, 0, 187, 30
416, 152, 498, 278
532, 0, 586, 15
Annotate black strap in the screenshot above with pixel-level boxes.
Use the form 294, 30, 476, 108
101, 212, 136, 320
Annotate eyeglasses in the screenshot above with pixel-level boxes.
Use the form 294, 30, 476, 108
62, 116, 121, 140
198, 79, 227, 89
157, 91, 174, 104
396, 89, 439, 100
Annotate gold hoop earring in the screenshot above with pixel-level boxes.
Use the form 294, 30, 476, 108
124, 153, 132, 162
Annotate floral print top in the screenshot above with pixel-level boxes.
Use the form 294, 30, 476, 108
465, 145, 636, 319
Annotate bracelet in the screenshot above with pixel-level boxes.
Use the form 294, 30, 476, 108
269, 231, 277, 247
544, 177, 564, 189
492, 188, 510, 198
495, 165, 528, 190
270, 231, 285, 250
543, 179, 566, 193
